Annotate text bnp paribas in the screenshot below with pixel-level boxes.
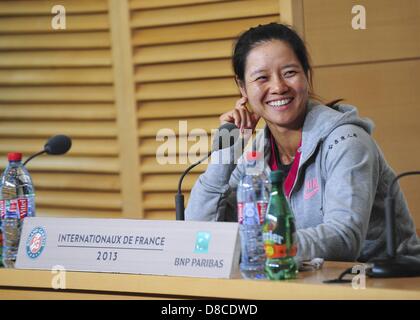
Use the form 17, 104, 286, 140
174, 257, 224, 268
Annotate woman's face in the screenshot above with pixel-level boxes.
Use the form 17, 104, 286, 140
239, 40, 309, 130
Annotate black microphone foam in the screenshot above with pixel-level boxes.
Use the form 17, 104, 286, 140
212, 122, 239, 152
44, 135, 72, 155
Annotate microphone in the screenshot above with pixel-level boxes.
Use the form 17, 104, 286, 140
44, 134, 72, 155
366, 171, 420, 278
23, 134, 72, 166
175, 123, 239, 221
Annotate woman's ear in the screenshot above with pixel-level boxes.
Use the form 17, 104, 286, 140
235, 76, 248, 99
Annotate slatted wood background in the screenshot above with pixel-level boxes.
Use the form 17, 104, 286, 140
130, 0, 281, 220
0, 0, 121, 218
0, 0, 419, 230
0, 0, 282, 220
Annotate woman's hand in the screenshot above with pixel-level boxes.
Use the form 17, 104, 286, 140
219, 97, 260, 133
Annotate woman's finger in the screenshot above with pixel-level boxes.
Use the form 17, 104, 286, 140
231, 109, 243, 128
219, 109, 241, 128
219, 97, 251, 129
237, 107, 251, 130
219, 111, 234, 124
235, 96, 248, 109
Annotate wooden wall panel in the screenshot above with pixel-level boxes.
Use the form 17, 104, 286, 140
0, 32, 110, 49
131, 0, 279, 27
133, 39, 233, 64
305, 0, 420, 228
0, 0, 123, 219
130, 0, 232, 10
130, 0, 281, 220
0, 50, 112, 67
0, 1, 107, 15
313, 59, 420, 227
0, 14, 109, 33
0, 104, 115, 120
137, 98, 233, 119
0, 68, 113, 85
304, 0, 420, 66
136, 79, 237, 100
132, 16, 277, 46
135, 60, 232, 82
109, 0, 142, 218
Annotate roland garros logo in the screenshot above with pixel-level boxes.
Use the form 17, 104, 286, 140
26, 227, 47, 259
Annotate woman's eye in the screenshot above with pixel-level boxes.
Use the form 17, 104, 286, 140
284, 70, 297, 77
255, 76, 267, 81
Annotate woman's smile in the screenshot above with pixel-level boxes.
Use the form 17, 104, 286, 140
266, 97, 295, 110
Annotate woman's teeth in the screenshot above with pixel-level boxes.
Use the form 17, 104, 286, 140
268, 98, 293, 107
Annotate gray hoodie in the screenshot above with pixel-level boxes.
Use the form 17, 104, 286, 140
185, 100, 420, 262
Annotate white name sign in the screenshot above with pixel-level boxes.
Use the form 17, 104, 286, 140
16, 217, 240, 279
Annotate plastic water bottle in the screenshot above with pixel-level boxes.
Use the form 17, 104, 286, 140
0, 152, 36, 268
237, 151, 270, 279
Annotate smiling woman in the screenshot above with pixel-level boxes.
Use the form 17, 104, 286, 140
185, 23, 420, 266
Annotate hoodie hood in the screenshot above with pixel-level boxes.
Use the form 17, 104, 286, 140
300, 100, 375, 162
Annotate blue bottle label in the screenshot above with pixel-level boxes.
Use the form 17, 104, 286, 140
238, 201, 266, 224
243, 202, 260, 225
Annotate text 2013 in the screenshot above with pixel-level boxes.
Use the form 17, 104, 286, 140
96, 251, 118, 261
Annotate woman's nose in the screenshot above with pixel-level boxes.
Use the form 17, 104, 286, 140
269, 76, 289, 94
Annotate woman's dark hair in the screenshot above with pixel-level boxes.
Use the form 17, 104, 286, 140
232, 22, 341, 107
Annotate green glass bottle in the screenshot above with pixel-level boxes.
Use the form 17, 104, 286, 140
263, 170, 298, 280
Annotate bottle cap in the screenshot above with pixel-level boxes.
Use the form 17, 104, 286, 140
270, 169, 285, 183
7, 152, 22, 161
246, 151, 262, 161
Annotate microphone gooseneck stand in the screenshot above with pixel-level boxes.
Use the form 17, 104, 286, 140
175, 122, 240, 221
175, 151, 212, 221
367, 171, 420, 278
23, 150, 46, 166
